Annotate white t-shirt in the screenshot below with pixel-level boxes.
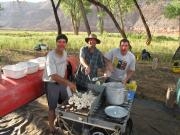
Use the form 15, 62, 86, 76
42, 50, 67, 82
104, 48, 135, 81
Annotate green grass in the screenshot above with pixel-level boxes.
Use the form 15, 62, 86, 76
0, 30, 179, 63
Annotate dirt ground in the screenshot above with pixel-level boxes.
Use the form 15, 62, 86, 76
0, 50, 180, 135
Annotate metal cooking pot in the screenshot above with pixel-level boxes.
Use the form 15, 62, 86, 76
103, 82, 126, 105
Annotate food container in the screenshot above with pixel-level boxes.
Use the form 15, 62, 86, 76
29, 57, 46, 70
17, 62, 39, 74
40, 44, 48, 50
104, 106, 128, 118
103, 82, 126, 105
127, 90, 135, 100
2, 64, 27, 79
126, 81, 137, 91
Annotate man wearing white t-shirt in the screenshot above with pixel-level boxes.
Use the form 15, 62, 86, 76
104, 38, 136, 84
42, 34, 76, 134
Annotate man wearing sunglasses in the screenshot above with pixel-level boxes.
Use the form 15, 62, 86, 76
42, 34, 76, 134
104, 38, 136, 85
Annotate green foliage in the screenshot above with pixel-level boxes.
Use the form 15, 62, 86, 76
164, 0, 180, 19
103, 0, 134, 18
0, 30, 179, 63
154, 35, 177, 42
60, 0, 91, 32
97, 0, 134, 32
61, 1, 80, 17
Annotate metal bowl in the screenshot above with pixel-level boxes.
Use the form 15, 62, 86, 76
104, 106, 128, 118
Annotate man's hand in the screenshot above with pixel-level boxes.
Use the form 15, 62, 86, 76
106, 61, 114, 72
122, 79, 127, 86
85, 66, 90, 75
68, 82, 77, 92
104, 70, 112, 78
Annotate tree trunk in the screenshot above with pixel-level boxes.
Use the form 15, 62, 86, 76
74, 22, 79, 35
73, 19, 79, 35
96, 6, 104, 34
70, 11, 80, 35
78, 0, 91, 35
117, 1, 125, 32
87, 0, 127, 39
133, 0, 152, 45
50, 0, 61, 35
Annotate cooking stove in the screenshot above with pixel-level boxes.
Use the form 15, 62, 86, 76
56, 84, 105, 123
56, 84, 133, 134
89, 95, 129, 124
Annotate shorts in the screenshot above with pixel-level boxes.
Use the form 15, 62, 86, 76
45, 82, 68, 110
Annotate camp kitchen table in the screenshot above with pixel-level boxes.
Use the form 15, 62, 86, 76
56, 84, 134, 135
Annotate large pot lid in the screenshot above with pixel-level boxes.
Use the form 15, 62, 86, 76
104, 106, 128, 118
103, 82, 124, 89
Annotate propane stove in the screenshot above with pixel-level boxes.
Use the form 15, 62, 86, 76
56, 84, 105, 123
56, 84, 134, 134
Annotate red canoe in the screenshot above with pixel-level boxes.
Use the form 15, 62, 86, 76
0, 55, 79, 117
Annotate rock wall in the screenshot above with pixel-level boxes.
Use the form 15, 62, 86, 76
0, 1, 178, 34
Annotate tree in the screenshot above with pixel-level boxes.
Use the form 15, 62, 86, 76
50, 0, 62, 35
164, 0, 180, 46
78, 0, 91, 35
87, 0, 127, 39
61, 0, 80, 35
61, 0, 91, 35
96, 6, 105, 34
88, 0, 152, 45
105, 0, 134, 33
133, 0, 152, 45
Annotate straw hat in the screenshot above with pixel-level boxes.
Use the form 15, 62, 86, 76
85, 34, 101, 44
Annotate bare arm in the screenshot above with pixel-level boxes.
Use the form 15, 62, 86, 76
80, 57, 90, 75
103, 56, 114, 72
123, 70, 135, 84
80, 57, 89, 68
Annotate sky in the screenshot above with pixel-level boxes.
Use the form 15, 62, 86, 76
0, 0, 47, 3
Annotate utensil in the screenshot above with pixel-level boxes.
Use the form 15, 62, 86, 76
88, 74, 92, 81
104, 106, 128, 118
74, 89, 82, 97
92, 72, 112, 82
67, 86, 72, 97
92, 76, 106, 81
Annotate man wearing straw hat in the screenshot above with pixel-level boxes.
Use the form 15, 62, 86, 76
75, 33, 107, 90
